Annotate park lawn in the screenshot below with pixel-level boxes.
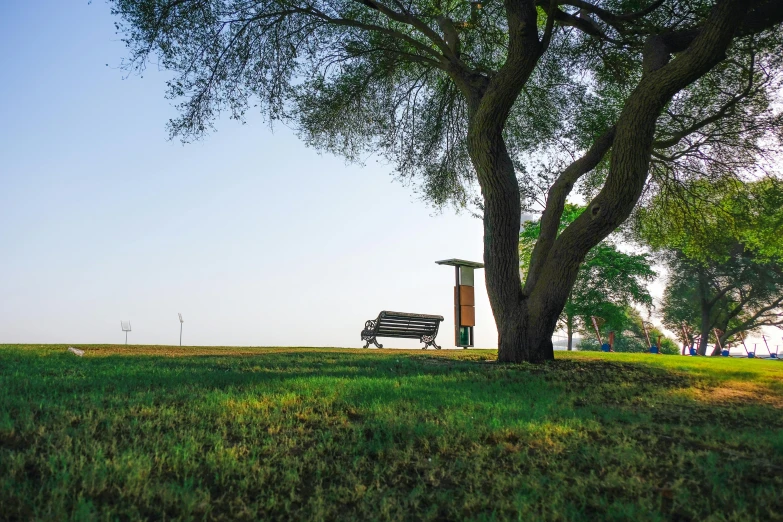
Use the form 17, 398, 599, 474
1, 345, 782, 521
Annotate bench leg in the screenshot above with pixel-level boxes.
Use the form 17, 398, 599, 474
421, 335, 441, 350
363, 337, 382, 349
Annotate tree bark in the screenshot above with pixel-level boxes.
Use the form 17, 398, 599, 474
468, 128, 555, 363
698, 303, 712, 356
697, 267, 713, 356
467, 121, 562, 363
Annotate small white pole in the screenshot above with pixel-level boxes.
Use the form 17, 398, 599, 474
121, 321, 132, 345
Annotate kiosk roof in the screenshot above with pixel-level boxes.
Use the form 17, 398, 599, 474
434, 259, 485, 268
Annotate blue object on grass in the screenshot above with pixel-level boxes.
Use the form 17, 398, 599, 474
650, 346, 659, 354
601, 343, 611, 352
689, 347, 698, 356
721, 349, 730, 357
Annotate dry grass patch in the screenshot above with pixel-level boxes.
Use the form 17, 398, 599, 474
685, 379, 783, 408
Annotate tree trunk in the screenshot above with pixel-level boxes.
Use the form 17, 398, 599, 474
459, 1, 559, 364
710, 324, 730, 356
468, 129, 558, 363
494, 304, 556, 363
698, 308, 711, 355
697, 268, 712, 356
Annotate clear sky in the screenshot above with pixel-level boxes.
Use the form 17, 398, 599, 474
0, 0, 497, 348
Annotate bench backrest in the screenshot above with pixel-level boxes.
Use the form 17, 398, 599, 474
375, 311, 444, 339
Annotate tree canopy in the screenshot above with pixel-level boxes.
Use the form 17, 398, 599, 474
637, 177, 783, 354
110, 0, 783, 362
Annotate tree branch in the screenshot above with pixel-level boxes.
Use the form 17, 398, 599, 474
544, 6, 617, 42
643, 0, 783, 74
539, 0, 558, 57
560, 0, 667, 23
307, 7, 446, 65
524, 126, 616, 293
724, 294, 783, 339
352, 0, 458, 62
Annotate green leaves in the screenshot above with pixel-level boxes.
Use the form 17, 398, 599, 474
636, 178, 783, 348
637, 177, 783, 263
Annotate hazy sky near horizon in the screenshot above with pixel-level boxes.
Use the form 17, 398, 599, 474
0, 0, 499, 348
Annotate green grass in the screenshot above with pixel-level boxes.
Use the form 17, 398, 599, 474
1, 345, 782, 521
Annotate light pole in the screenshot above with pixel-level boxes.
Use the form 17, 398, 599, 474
121, 321, 132, 345
178, 313, 184, 346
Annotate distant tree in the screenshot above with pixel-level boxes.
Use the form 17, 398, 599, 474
520, 205, 655, 350
637, 178, 783, 354
660, 252, 783, 355
110, 0, 783, 362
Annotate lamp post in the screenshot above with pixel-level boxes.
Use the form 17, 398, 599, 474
178, 313, 184, 346
435, 259, 484, 348
121, 321, 131, 345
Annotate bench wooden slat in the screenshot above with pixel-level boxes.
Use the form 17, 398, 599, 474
379, 321, 438, 328
379, 311, 444, 320
377, 321, 438, 328
379, 316, 440, 322
377, 324, 436, 331
377, 330, 433, 336
377, 322, 438, 329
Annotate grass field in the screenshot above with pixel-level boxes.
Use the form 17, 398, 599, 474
1, 344, 782, 521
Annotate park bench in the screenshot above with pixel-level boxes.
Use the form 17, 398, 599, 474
361, 311, 444, 349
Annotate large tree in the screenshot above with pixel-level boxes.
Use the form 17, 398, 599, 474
110, 0, 783, 362
661, 253, 783, 354
639, 178, 783, 355
520, 205, 655, 350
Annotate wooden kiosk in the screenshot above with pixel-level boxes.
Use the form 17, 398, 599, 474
435, 259, 485, 348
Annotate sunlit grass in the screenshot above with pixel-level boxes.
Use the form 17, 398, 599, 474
1, 344, 781, 520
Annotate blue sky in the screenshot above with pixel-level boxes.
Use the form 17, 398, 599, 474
0, 0, 496, 347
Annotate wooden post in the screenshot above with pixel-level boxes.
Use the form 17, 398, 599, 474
590, 316, 603, 345
680, 324, 690, 356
